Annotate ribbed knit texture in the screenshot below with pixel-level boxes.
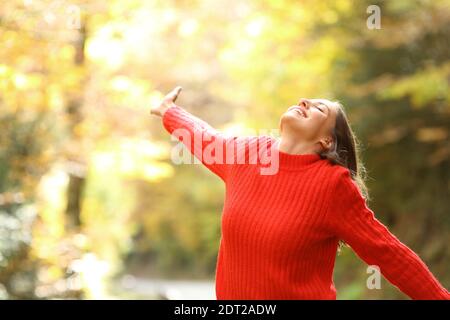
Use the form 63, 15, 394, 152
162, 104, 450, 300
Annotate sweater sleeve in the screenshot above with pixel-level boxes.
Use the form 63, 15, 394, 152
327, 167, 450, 300
162, 104, 234, 182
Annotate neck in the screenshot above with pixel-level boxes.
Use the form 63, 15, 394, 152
277, 135, 319, 155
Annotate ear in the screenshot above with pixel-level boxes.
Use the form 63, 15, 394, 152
319, 136, 333, 151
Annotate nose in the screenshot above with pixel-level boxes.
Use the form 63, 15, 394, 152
298, 99, 310, 109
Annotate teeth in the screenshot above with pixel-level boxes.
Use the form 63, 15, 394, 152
296, 108, 305, 117
290, 107, 306, 117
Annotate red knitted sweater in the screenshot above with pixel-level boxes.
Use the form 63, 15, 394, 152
162, 104, 450, 300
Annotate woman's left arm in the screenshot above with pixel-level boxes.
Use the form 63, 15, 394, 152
327, 167, 450, 300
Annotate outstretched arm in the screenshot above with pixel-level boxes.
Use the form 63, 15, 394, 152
150, 87, 234, 182
326, 167, 450, 300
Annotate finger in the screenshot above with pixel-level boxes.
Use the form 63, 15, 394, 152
172, 86, 183, 103
167, 86, 183, 102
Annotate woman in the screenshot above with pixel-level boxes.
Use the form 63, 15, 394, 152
150, 86, 449, 300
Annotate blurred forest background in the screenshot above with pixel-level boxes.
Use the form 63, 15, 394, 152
0, 0, 449, 299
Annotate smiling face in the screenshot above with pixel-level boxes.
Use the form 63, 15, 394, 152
279, 98, 339, 152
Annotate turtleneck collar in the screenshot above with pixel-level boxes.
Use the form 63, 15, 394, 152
267, 138, 322, 171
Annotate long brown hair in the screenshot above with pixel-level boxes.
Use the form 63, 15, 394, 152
319, 101, 370, 201
318, 101, 370, 250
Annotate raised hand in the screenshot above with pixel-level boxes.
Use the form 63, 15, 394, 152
150, 86, 183, 117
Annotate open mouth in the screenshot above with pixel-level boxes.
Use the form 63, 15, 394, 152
289, 106, 307, 118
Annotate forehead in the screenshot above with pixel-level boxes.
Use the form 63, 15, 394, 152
311, 99, 339, 112
310, 99, 334, 106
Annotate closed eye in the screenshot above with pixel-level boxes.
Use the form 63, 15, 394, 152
315, 105, 324, 113
315, 103, 329, 114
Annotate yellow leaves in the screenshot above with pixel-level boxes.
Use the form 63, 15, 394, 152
0, 64, 11, 93
141, 162, 174, 182
89, 138, 174, 183
32, 166, 87, 285
347, 74, 394, 98
85, 22, 127, 69
122, 139, 170, 160
148, 91, 165, 109
69, 253, 111, 299
416, 127, 448, 143
36, 166, 69, 238
335, 0, 351, 13
367, 0, 450, 49
105, 76, 159, 113
0, 65, 65, 114
60, 45, 76, 61
322, 9, 338, 25
315, 35, 342, 63
245, 16, 267, 37
162, 8, 177, 24
0, 64, 10, 76
178, 18, 199, 37
111, 75, 135, 92
369, 126, 409, 147
370, 126, 449, 147
175, 220, 201, 252
219, 13, 272, 70
219, 38, 254, 66
86, 39, 125, 69
0, 66, 42, 91
86, 4, 175, 70
110, 76, 133, 91
47, 84, 65, 111
379, 63, 450, 108
12, 73, 41, 89
90, 151, 116, 173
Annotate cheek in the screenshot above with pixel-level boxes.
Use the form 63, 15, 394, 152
301, 116, 326, 137
310, 114, 328, 128
320, 116, 335, 134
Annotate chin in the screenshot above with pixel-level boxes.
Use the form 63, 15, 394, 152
281, 112, 297, 123
280, 114, 304, 133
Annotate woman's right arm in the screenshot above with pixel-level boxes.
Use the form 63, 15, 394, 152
151, 87, 237, 182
